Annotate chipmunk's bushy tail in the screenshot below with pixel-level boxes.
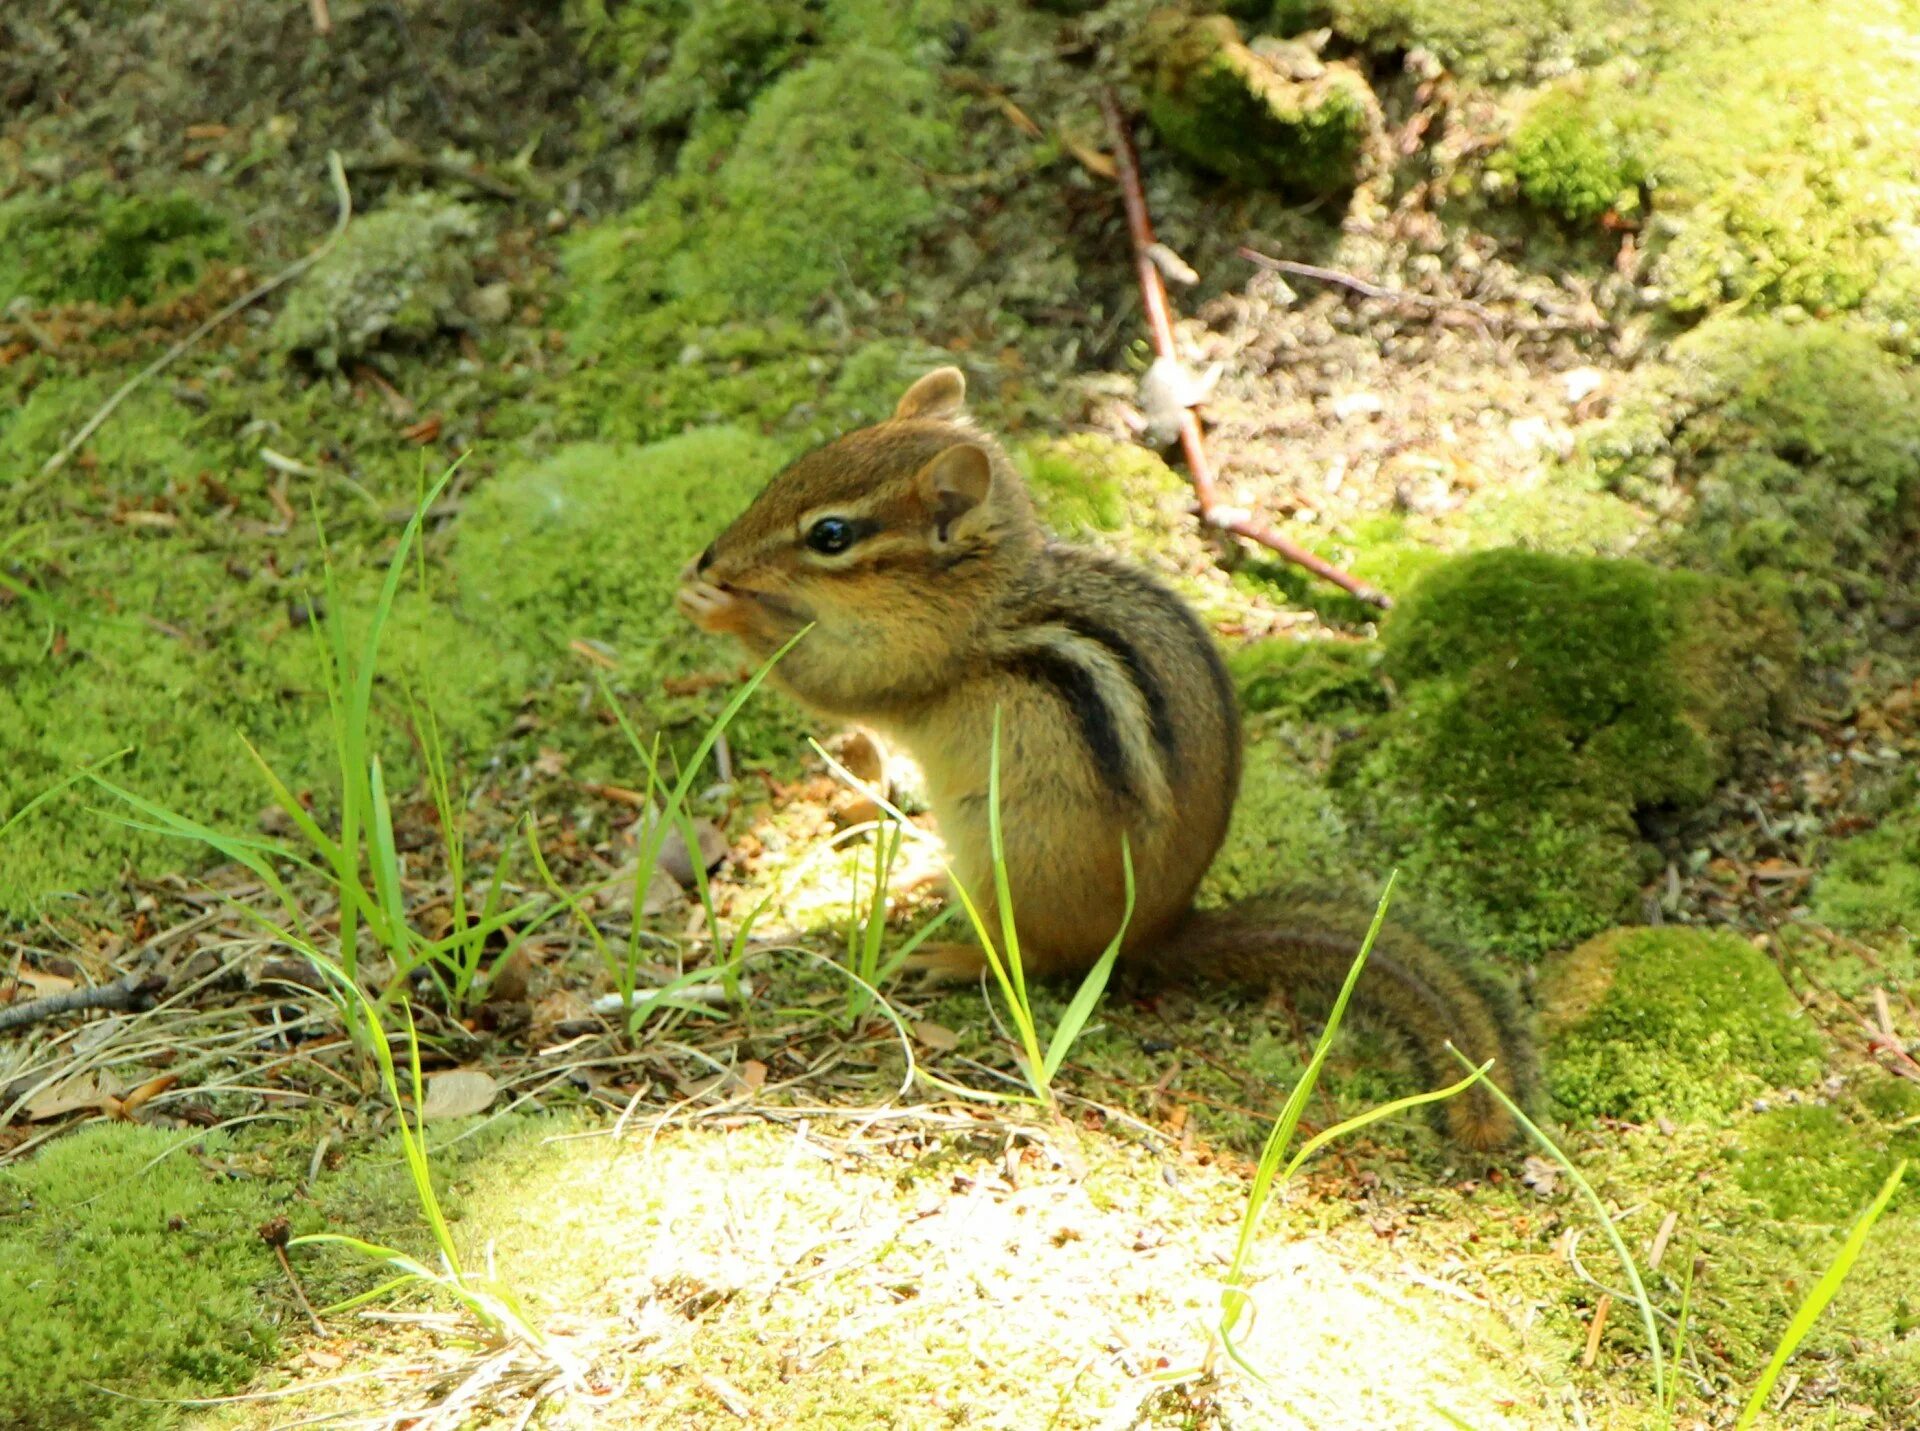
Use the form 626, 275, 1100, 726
1156, 893, 1535, 1151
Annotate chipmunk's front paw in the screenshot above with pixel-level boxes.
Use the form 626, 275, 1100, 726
675, 575, 745, 634
902, 942, 989, 987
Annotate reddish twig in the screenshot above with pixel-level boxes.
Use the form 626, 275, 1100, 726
1098, 91, 1390, 611
260, 1218, 327, 1335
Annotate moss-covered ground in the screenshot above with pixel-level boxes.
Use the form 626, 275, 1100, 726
4, 0, 1919, 1425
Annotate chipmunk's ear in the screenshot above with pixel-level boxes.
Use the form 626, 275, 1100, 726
894, 366, 967, 422
914, 443, 994, 539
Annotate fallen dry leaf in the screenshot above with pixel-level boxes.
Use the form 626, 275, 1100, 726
420, 1069, 499, 1121
4, 968, 77, 1001
25, 1071, 122, 1122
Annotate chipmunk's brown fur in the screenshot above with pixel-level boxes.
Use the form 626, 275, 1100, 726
677, 368, 1532, 1149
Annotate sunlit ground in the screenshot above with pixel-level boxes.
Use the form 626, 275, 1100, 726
196, 1117, 1585, 1430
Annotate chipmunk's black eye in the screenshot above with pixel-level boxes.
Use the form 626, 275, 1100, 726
804, 517, 858, 555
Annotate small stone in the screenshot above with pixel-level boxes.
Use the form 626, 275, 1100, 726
657, 817, 728, 888
826, 728, 888, 788
272, 196, 479, 371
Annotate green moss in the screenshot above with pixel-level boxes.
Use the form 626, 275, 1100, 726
1446, 480, 1649, 558
567, 44, 956, 337
1202, 732, 1362, 907
1343, 1, 1920, 333
638, 0, 819, 129
1228, 638, 1387, 722
1813, 797, 1920, 936
272, 196, 480, 370
1592, 317, 1920, 623
0, 185, 231, 307
1733, 1104, 1917, 1222
1326, 0, 1637, 81
1500, 82, 1645, 224
560, 33, 961, 445
1337, 550, 1794, 958
1014, 433, 1186, 539
1142, 15, 1379, 196
1538, 926, 1827, 1122
0, 371, 531, 916
0, 1111, 569, 1431
450, 429, 810, 761
0, 1126, 282, 1428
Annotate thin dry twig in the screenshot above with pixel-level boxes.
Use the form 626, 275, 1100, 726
1098, 91, 1390, 611
37, 152, 354, 482
308, 0, 332, 36
0, 970, 163, 1034
1581, 1291, 1615, 1369
1237, 246, 1499, 326
262, 1217, 328, 1335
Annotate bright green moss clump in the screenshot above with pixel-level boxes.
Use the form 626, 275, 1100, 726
636, 0, 820, 129
1339, 1, 1920, 331
1592, 317, 1920, 623
1338, 550, 1794, 957
1229, 638, 1386, 723
0, 185, 231, 307
1539, 926, 1826, 1122
1326, 0, 1628, 81
1733, 1104, 1917, 1222
1202, 735, 1360, 907
561, 36, 961, 445
1015, 434, 1188, 539
0, 376, 527, 916
1142, 15, 1379, 196
1813, 798, 1920, 936
1500, 83, 1644, 223
0, 1126, 282, 1429
565, 43, 955, 335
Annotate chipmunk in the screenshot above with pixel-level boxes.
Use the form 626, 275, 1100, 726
676, 368, 1531, 1149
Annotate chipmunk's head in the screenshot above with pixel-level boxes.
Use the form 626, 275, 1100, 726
676, 367, 1040, 714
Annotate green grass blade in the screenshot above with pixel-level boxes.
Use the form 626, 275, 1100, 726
881, 904, 960, 978
1666, 1237, 1697, 1418
946, 859, 1046, 1099
1445, 1043, 1666, 1408
1041, 838, 1135, 1081
984, 711, 1028, 1012
1281, 1063, 1491, 1181
1, 750, 129, 845
238, 732, 343, 868
310, 1274, 423, 1317
366, 756, 412, 951
659, 627, 810, 817
523, 817, 619, 976
1220, 874, 1396, 1333
86, 776, 303, 904
1736, 1159, 1907, 1429
420, 898, 548, 959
